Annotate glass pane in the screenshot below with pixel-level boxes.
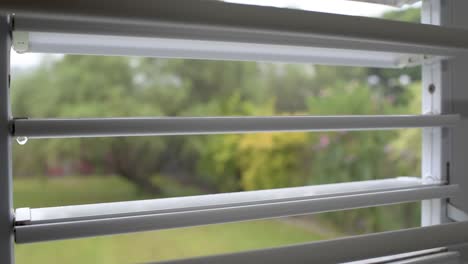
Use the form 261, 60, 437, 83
15, 203, 420, 264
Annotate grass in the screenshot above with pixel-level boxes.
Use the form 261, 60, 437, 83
14, 176, 154, 208
14, 176, 328, 264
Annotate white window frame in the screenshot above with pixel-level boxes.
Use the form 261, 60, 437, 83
422, 0, 468, 230
1, 0, 468, 263
421, 0, 451, 226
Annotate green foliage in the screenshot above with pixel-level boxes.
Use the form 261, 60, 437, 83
238, 132, 310, 190
389, 83, 422, 174
382, 7, 420, 23
13, 56, 171, 193
366, 7, 422, 107
14, 176, 146, 208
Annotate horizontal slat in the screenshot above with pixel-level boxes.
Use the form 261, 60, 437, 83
16, 177, 438, 225
14, 180, 458, 243
447, 204, 468, 222
389, 252, 461, 264
4, 0, 468, 56
345, 248, 455, 264
12, 115, 460, 139
154, 221, 468, 264
12, 31, 424, 68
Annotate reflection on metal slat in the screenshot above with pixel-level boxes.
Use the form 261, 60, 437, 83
12, 114, 460, 139
4, 0, 468, 56
16, 177, 440, 225
13, 31, 422, 68
154, 221, 468, 264
388, 252, 461, 264
345, 248, 458, 264
14, 182, 458, 243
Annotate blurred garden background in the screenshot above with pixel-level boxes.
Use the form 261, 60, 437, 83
11, 7, 423, 264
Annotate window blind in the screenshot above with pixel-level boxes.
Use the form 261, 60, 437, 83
0, 0, 466, 263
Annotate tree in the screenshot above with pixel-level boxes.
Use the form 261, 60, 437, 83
13, 56, 168, 194
12, 56, 268, 195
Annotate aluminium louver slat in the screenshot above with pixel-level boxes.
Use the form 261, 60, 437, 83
2, 0, 468, 52
12, 31, 423, 68
15, 177, 440, 225
4, 0, 468, 65
14, 181, 458, 243
346, 248, 457, 264
153, 221, 468, 264
11, 115, 460, 139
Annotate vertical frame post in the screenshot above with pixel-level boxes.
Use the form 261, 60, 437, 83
421, 0, 451, 226
0, 15, 13, 264
422, 0, 468, 231
433, 0, 468, 260
439, 0, 468, 217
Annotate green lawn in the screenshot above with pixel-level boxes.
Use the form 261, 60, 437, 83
14, 176, 329, 264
